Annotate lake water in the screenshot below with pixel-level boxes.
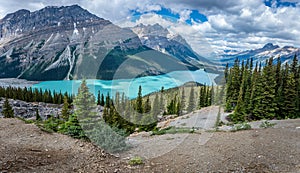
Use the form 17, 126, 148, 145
33, 70, 218, 99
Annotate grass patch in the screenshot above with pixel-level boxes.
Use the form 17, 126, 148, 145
231, 122, 252, 132
129, 156, 143, 166
152, 126, 195, 135
259, 121, 276, 128
17, 117, 35, 124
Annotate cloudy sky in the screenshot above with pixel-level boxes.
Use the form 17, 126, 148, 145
0, 0, 299, 56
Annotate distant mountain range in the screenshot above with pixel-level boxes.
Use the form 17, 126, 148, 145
0, 5, 210, 81
219, 43, 300, 66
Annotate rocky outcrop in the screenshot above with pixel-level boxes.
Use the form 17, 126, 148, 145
0, 97, 103, 120
0, 98, 61, 119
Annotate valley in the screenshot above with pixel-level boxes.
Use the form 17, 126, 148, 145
0, 2, 300, 173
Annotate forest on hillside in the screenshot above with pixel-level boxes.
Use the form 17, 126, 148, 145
225, 56, 300, 122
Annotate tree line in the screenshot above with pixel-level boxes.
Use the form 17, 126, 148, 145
0, 86, 73, 104
225, 56, 300, 122
101, 83, 214, 133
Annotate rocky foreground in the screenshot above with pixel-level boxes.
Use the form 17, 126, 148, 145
0, 117, 299, 172
0, 98, 61, 119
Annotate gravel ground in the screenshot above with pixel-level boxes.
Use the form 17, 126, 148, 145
1, 116, 299, 172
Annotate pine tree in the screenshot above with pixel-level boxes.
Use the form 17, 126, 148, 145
73, 79, 97, 133
187, 87, 195, 113
180, 87, 185, 112
100, 93, 105, 106
152, 94, 160, 117
61, 96, 70, 121
2, 97, 14, 118
136, 85, 143, 114
97, 90, 101, 105
225, 59, 241, 111
144, 96, 151, 113
36, 109, 41, 121
282, 73, 298, 118
252, 58, 277, 120
230, 68, 247, 122
159, 87, 165, 112
224, 63, 229, 82
62, 113, 85, 139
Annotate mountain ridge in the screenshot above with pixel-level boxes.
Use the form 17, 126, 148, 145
0, 5, 205, 81
219, 43, 300, 66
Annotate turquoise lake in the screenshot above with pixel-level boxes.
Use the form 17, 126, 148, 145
33, 70, 218, 99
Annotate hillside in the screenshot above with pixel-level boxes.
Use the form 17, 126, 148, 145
1, 113, 299, 172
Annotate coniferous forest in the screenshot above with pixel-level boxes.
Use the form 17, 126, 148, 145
225, 55, 300, 122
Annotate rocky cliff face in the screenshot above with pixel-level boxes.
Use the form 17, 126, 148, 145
0, 5, 203, 81
131, 23, 206, 67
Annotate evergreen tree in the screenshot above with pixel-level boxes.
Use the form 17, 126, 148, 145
282, 73, 298, 118
2, 97, 14, 118
224, 63, 229, 82
226, 59, 241, 111
73, 79, 97, 133
152, 93, 160, 117
36, 109, 41, 121
100, 93, 105, 106
187, 87, 195, 113
159, 87, 165, 112
61, 96, 70, 121
230, 70, 247, 122
179, 87, 185, 115
199, 86, 206, 108
144, 96, 151, 113
62, 113, 86, 139
97, 90, 101, 105
136, 85, 143, 114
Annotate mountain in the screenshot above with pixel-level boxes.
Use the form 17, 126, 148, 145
131, 23, 214, 68
0, 5, 202, 81
219, 43, 300, 66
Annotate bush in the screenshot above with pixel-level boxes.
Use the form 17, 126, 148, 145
43, 116, 64, 132
259, 121, 276, 128
86, 120, 128, 153
129, 156, 143, 166
231, 122, 251, 132
59, 114, 86, 139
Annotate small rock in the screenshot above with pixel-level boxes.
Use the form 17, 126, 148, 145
79, 143, 84, 147
296, 127, 300, 129
114, 169, 120, 173
30, 134, 34, 137
47, 155, 51, 158
45, 149, 48, 152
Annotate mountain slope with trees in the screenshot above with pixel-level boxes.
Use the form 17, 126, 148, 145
225, 55, 300, 122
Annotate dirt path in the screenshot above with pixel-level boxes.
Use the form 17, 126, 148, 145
158, 106, 220, 130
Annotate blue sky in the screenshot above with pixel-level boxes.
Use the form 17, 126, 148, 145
0, 0, 299, 56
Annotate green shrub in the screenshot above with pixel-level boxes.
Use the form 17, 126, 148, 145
129, 156, 143, 166
152, 126, 194, 135
43, 116, 64, 132
17, 117, 35, 124
231, 122, 251, 132
259, 121, 276, 128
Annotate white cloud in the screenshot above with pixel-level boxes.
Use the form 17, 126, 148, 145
0, 0, 299, 55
